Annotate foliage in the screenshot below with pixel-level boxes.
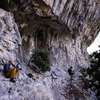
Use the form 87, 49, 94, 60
30, 49, 50, 72
0, 0, 17, 11
81, 50, 100, 99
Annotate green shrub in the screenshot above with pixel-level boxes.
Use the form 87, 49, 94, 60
30, 49, 50, 72
81, 50, 100, 99
0, 0, 17, 10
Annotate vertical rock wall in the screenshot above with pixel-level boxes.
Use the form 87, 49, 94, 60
0, 0, 99, 99
0, 9, 22, 63
46, 33, 91, 100
43, 0, 100, 42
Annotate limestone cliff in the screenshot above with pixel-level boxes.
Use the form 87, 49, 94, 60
43, 0, 100, 39
42, 0, 100, 67
0, 0, 100, 100
0, 9, 22, 63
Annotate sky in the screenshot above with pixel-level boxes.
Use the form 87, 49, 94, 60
87, 32, 100, 54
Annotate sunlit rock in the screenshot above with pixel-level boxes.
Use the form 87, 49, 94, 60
0, 0, 100, 99
0, 9, 22, 63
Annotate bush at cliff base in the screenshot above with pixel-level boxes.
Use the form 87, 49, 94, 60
30, 49, 50, 72
81, 50, 100, 99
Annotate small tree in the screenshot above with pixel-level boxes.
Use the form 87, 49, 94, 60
81, 50, 100, 99
30, 49, 50, 72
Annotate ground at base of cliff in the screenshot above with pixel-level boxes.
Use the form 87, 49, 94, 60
0, 64, 54, 100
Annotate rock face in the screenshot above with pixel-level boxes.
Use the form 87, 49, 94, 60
18, 0, 99, 99
38, 1, 100, 99
0, 0, 100, 100
0, 9, 22, 63
11, 0, 100, 69
43, 0, 100, 38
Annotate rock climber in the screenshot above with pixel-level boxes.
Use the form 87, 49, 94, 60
9, 62, 20, 83
3, 60, 12, 77
3, 60, 21, 83
68, 66, 74, 77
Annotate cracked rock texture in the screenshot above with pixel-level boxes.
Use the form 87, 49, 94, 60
0, 9, 22, 63
0, 0, 100, 100
43, 0, 100, 44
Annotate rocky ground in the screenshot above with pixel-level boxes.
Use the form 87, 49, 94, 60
0, 64, 55, 100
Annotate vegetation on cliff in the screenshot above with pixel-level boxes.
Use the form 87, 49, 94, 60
81, 50, 100, 99
30, 49, 50, 72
